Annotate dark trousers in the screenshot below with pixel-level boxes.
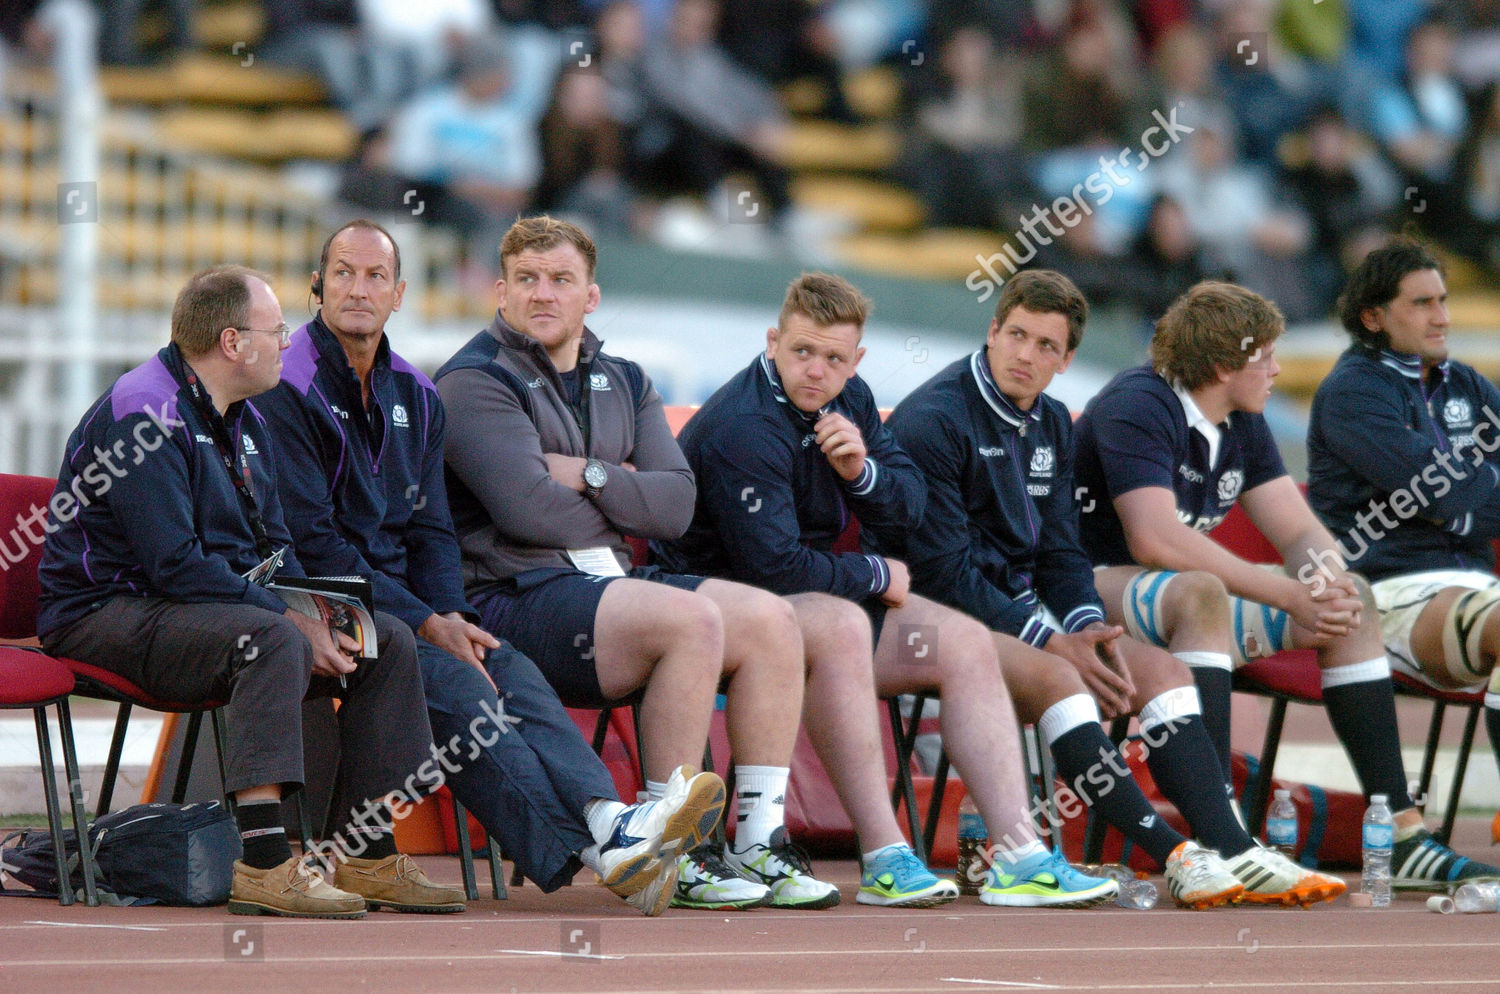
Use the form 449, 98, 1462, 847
416, 638, 619, 892
43, 598, 432, 814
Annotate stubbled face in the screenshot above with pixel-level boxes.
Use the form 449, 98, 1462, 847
766, 313, 864, 413
237, 277, 290, 395
1222, 339, 1280, 413
985, 305, 1074, 410
318, 226, 404, 345
496, 243, 600, 365
1366, 267, 1449, 369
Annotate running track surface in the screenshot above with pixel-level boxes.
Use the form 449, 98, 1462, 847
5, 817, 1499, 994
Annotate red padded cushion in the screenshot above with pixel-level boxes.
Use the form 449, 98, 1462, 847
0, 473, 58, 640
1392, 670, 1487, 705
63, 657, 224, 711
1234, 651, 1324, 702
0, 646, 75, 704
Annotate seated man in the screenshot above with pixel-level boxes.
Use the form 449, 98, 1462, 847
435, 216, 837, 910
256, 220, 724, 916
887, 268, 1341, 906
1308, 237, 1500, 862
37, 265, 458, 918
657, 271, 1117, 908
1074, 278, 1500, 890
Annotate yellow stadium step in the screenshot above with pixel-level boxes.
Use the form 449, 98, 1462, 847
834, 228, 1001, 280
781, 121, 899, 172
790, 176, 925, 232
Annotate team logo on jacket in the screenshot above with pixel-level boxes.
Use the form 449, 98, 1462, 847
1443, 397, 1473, 428
978, 445, 1004, 458
589, 372, 612, 391
391, 404, 409, 427
1029, 446, 1054, 476
241, 433, 258, 455
1216, 469, 1243, 504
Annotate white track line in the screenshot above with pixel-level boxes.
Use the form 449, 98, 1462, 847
23, 920, 167, 932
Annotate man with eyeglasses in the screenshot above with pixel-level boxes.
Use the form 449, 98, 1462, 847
255, 220, 723, 915
38, 265, 453, 918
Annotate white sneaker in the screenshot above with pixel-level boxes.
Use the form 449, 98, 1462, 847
622, 856, 681, 917
725, 827, 840, 910
595, 766, 725, 900
1164, 841, 1244, 909
671, 847, 771, 910
1227, 845, 1345, 906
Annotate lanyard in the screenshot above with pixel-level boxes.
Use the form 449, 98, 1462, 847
180, 363, 276, 560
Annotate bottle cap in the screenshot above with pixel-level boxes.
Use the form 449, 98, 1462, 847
1370, 794, 1388, 804
1273, 789, 1290, 800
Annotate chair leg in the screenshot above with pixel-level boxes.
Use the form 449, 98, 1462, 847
451, 795, 479, 901
171, 710, 204, 804
887, 697, 926, 862
591, 708, 612, 755
920, 747, 950, 861
33, 706, 74, 906
1029, 726, 1065, 852
210, 710, 236, 821
96, 702, 133, 817
54, 698, 99, 906
1245, 697, 1288, 838
1416, 700, 1447, 813
1436, 702, 1482, 846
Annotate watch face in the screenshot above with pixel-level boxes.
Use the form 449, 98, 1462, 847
584, 462, 608, 488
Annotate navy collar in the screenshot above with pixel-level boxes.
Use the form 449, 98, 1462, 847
759, 352, 824, 426
970, 348, 1043, 433
1376, 347, 1449, 383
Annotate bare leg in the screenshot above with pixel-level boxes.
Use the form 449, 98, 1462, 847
592, 579, 723, 782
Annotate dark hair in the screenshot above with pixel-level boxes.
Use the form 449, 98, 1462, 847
499, 215, 597, 279
170, 265, 269, 357
313, 219, 401, 299
993, 269, 1088, 352
1150, 281, 1283, 390
1336, 236, 1443, 349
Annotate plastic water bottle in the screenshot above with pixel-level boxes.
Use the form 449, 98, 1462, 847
1454, 881, 1500, 913
1115, 878, 1159, 910
955, 795, 989, 895
1265, 789, 1298, 858
1361, 794, 1394, 908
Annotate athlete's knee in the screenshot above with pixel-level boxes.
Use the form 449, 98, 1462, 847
1164, 570, 1230, 629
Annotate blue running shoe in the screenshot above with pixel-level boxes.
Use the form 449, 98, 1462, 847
857, 845, 960, 908
980, 848, 1117, 908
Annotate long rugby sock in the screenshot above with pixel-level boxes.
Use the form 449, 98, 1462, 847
1138, 687, 1254, 858
1041, 694, 1184, 865
1321, 658, 1414, 809
1178, 653, 1234, 784
237, 798, 292, 869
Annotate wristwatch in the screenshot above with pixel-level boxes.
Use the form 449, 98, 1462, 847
582, 458, 608, 499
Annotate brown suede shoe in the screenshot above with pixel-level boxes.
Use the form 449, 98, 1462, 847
334, 854, 467, 914
228, 857, 367, 918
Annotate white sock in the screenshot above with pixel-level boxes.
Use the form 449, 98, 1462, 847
991, 838, 1047, 866
862, 842, 911, 864
731, 765, 789, 851
1174, 651, 1232, 671
583, 797, 627, 844
645, 779, 667, 802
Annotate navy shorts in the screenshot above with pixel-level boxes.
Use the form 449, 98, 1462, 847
474, 564, 706, 708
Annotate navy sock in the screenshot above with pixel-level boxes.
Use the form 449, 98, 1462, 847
1142, 715, 1255, 858
1322, 675, 1414, 810
1188, 665, 1234, 786
237, 798, 292, 869
339, 806, 398, 860
1050, 723, 1184, 865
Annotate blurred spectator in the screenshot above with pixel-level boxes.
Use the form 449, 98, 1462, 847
94, 0, 193, 66
1282, 106, 1399, 311
633, 0, 793, 223
1452, 0, 1500, 89
384, 33, 544, 252
1021, 2, 1143, 151
1345, 0, 1433, 82
1448, 81, 1500, 267
1148, 22, 1237, 153
262, 0, 402, 135
1155, 121, 1322, 320
535, 66, 639, 235
488, 0, 587, 28
1369, 16, 1468, 184
894, 26, 1032, 229
925, 0, 1056, 50
717, 0, 858, 123
1214, 0, 1318, 163
1126, 193, 1224, 322
1, 0, 50, 102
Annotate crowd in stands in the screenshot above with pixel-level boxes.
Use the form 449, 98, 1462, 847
3, 0, 1500, 318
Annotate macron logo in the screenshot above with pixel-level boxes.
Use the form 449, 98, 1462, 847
979, 446, 1005, 458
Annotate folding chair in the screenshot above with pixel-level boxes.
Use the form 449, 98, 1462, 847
0, 649, 99, 905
